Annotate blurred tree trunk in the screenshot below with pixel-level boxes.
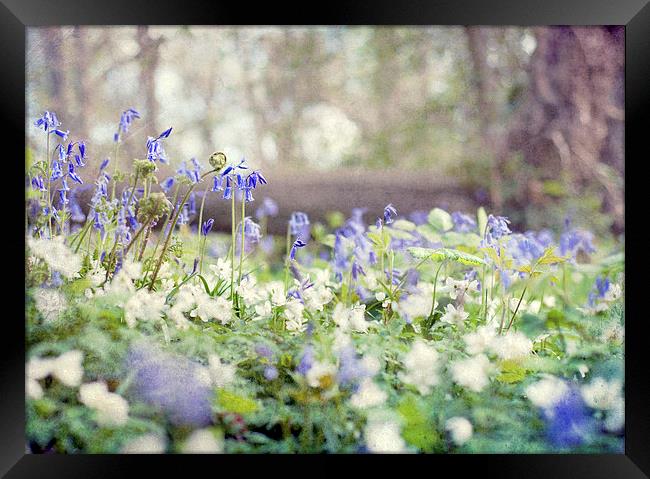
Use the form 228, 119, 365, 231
508, 26, 624, 232
43, 28, 66, 120
136, 26, 163, 133
72, 26, 89, 140
465, 26, 506, 213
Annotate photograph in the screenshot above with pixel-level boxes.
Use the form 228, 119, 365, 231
23, 25, 626, 454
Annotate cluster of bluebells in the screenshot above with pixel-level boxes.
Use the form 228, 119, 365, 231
452, 211, 477, 233
114, 108, 140, 143
33, 111, 68, 139
333, 208, 375, 282
211, 158, 267, 203
126, 342, 213, 427
559, 218, 596, 260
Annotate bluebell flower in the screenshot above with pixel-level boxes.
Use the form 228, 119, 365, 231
236, 217, 262, 254
588, 276, 611, 307
34, 111, 69, 139
30, 176, 46, 192
114, 108, 140, 143
296, 345, 315, 375
544, 388, 595, 449
290, 238, 307, 260
212, 175, 223, 192
255, 197, 279, 219
34, 111, 61, 132
99, 158, 110, 171
337, 346, 374, 388
161, 176, 175, 193
146, 127, 172, 163
177, 203, 190, 226
50, 161, 63, 181
263, 366, 279, 381
383, 204, 398, 224
289, 211, 310, 237
177, 159, 201, 184
68, 188, 86, 223
126, 342, 213, 427
201, 218, 214, 237
486, 214, 511, 240
222, 176, 233, 200
559, 222, 595, 259
67, 163, 83, 184
452, 211, 477, 233
351, 261, 365, 280
255, 343, 274, 359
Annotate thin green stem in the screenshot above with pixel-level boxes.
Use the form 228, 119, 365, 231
238, 198, 246, 286
197, 182, 211, 274
284, 222, 292, 295
230, 186, 236, 302
428, 260, 446, 321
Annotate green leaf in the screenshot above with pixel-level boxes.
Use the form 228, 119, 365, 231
537, 247, 567, 265
496, 360, 527, 383
427, 208, 453, 232
407, 247, 486, 266
216, 389, 259, 415
397, 394, 441, 452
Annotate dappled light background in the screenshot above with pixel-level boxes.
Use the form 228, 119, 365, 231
26, 26, 624, 236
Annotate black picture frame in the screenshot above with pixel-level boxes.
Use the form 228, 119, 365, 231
2, 0, 648, 476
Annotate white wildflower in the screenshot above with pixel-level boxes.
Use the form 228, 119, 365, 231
581, 377, 623, 410
349, 378, 387, 409
399, 339, 441, 395
440, 304, 469, 327
28, 235, 82, 279
364, 418, 408, 453
524, 375, 570, 409
490, 331, 532, 360
305, 361, 337, 389
124, 289, 167, 328
121, 433, 167, 453
445, 417, 473, 446
79, 381, 129, 427
51, 350, 84, 387
604, 397, 625, 432
181, 429, 224, 454
463, 324, 497, 355
33, 288, 68, 323
450, 354, 492, 392
207, 355, 236, 388
302, 283, 334, 312
284, 298, 307, 333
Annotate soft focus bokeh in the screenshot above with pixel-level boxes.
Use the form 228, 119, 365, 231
26, 26, 624, 236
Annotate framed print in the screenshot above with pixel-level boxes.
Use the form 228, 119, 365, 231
2, 0, 649, 476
